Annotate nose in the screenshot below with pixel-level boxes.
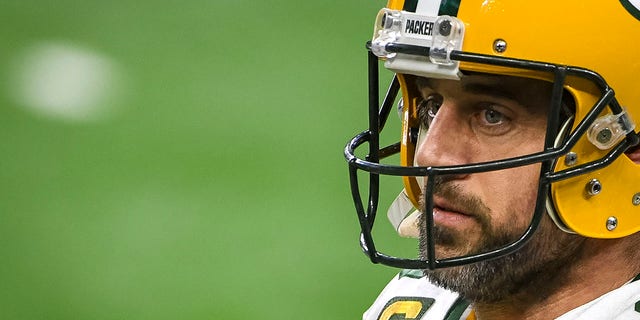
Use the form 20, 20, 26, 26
413, 102, 474, 169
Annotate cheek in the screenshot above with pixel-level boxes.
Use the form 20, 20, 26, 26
481, 120, 548, 161
478, 164, 542, 228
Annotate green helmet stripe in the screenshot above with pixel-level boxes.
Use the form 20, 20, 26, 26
620, 0, 640, 21
401, 0, 460, 15
403, 0, 419, 12
439, 0, 461, 16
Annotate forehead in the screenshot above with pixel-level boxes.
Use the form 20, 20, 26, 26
415, 74, 554, 112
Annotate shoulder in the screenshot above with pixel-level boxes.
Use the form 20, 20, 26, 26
557, 277, 640, 320
363, 270, 471, 320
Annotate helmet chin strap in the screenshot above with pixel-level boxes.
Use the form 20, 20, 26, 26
546, 115, 577, 234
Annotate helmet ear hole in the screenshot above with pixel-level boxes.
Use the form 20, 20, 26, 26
625, 139, 640, 162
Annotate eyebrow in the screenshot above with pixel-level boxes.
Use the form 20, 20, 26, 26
417, 77, 524, 105
461, 82, 520, 103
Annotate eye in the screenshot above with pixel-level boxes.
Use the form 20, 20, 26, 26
473, 106, 514, 136
417, 94, 443, 127
482, 108, 504, 125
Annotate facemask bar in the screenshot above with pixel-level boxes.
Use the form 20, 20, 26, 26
344, 41, 640, 270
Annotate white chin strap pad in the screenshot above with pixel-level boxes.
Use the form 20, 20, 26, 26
387, 190, 421, 238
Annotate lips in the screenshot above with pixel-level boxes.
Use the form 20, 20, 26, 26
432, 196, 472, 217
430, 197, 475, 227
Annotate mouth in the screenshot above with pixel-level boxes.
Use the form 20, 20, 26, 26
430, 197, 476, 228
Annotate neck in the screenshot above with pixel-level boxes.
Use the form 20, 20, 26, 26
472, 236, 640, 320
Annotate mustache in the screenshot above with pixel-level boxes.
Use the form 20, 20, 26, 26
417, 175, 499, 256
418, 176, 492, 226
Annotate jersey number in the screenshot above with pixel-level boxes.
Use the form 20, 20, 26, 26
377, 297, 435, 320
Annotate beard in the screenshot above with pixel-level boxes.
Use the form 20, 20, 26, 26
419, 180, 585, 303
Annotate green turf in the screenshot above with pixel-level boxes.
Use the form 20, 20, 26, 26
0, 1, 407, 319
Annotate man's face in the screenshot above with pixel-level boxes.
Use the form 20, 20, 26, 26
414, 74, 584, 301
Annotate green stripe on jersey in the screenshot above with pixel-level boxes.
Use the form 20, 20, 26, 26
444, 297, 471, 320
399, 269, 424, 279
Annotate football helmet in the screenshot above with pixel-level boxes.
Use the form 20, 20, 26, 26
345, 0, 640, 269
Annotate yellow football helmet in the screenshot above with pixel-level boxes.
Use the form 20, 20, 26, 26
345, 0, 640, 269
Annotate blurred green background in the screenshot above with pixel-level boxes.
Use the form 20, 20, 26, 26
0, 1, 405, 319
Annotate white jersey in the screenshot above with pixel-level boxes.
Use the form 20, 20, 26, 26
364, 270, 640, 320
558, 275, 640, 320
363, 269, 473, 320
